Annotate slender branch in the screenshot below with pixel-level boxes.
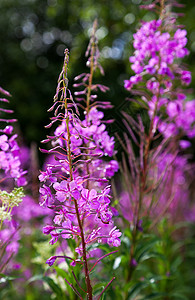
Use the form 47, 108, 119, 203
97, 277, 115, 300
72, 271, 87, 293
89, 251, 118, 273
64, 278, 84, 299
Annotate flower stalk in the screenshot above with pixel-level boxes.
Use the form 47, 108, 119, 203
60, 49, 93, 299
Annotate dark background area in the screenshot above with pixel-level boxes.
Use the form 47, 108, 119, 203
0, 0, 194, 162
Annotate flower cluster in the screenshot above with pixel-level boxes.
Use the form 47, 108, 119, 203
124, 15, 195, 148
50, 106, 118, 188
124, 19, 189, 92
40, 47, 121, 272
42, 180, 121, 247
55, 107, 115, 157
0, 87, 27, 186
0, 187, 24, 223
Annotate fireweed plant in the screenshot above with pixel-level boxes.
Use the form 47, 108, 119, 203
39, 23, 121, 299
0, 86, 25, 273
123, 0, 195, 222
109, 0, 195, 298
122, 0, 195, 223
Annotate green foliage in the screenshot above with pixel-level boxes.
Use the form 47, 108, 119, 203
95, 219, 195, 300
3, 221, 194, 299
27, 275, 64, 300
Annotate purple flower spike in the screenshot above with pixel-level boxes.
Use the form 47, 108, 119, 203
0, 86, 27, 186
39, 25, 121, 299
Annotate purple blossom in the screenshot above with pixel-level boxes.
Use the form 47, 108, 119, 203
99, 206, 112, 224
39, 167, 57, 184
181, 70, 191, 85
53, 179, 82, 202
53, 213, 64, 225
0, 87, 27, 186
105, 160, 119, 177
46, 256, 57, 266
125, 15, 195, 151
43, 225, 56, 234
179, 140, 191, 149
0, 134, 9, 151
1, 125, 13, 134
108, 227, 122, 247
39, 185, 54, 207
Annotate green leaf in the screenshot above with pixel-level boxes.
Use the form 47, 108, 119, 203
170, 293, 189, 300
141, 292, 168, 299
27, 274, 44, 284
54, 266, 68, 278
127, 281, 148, 299
93, 281, 107, 295
137, 251, 166, 263
134, 236, 161, 263
27, 274, 63, 299
0, 273, 16, 284
124, 228, 132, 240
43, 276, 64, 299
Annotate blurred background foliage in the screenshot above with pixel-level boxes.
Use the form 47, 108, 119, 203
0, 0, 194, 159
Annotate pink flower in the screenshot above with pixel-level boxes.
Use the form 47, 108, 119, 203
108, 227, 122, 247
